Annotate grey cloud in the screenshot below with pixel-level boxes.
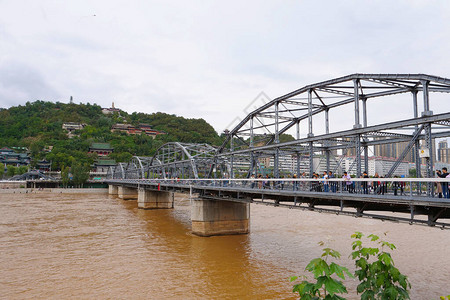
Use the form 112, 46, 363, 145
0, 60, 61, 107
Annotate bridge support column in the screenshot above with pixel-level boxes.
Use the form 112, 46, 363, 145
118, 186, 138, 200
191, 199, 250, 237
138, 189, 174, 209
108, 185, 119, 196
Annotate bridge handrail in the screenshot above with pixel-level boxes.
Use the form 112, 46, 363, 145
108, 177, 449, 182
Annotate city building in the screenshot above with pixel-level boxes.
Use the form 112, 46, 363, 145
88, 143, 113, 157
437, 139, 450, 163
373, 138, 415, 163
343, 156, 409, 177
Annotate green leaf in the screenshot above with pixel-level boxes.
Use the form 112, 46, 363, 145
379, 252, 393, 266
289, 276, 298, 282
356, 257, 368, 269
329, 262, 353, 280
360, 290, 375, 300
351, 250, 360, 259
368, 234, 379, 242
306, 258, 329, 278
323, 277, 347, 296
322, 248, 341, 259
351, 231, 363, 239
352, 240, 362, 250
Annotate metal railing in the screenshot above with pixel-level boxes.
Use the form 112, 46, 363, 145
108, 177, 450, 200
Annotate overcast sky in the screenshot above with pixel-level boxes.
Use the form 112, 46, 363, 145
1, 0, 450, 133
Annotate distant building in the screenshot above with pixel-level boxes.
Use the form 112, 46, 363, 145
89, 143, 113, 157
111, 123, 165, 139
36, 159, 52, 172
343, 156, 409, 177
92, 159, 116, 173
138, 124, 166, 138
102, 102, 121, 115
373, 138, 416, 163
437, 139, 450, 163
111, 123, 141, 135
0, 147, 31, 166
62, 122, 86, 138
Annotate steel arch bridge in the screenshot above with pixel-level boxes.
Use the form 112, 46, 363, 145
107, 142, 234, 180
107, 73, 450, 195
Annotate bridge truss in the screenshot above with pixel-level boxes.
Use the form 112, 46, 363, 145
107, 74, 450, 196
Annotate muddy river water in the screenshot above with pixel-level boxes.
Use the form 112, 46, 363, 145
0, 191, 449, 299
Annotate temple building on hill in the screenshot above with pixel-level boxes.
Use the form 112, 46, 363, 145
88, 143, 113, 157
62, 122, 86, 138
111, 123, 165, 139
102, 102, 121, 115
92, 158, 116, 173
36, 159, 52, 172
0, 147, 31, 167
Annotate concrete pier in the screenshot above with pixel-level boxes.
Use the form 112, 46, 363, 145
138, 189, 174, 209
118, 186, 138, 200
191, 199, 250, 237
108, 185, 119, 195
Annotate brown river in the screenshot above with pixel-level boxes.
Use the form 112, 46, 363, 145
0, 190, 449, 299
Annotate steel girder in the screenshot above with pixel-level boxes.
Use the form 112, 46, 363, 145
145, 142, 225, 179
216, 74, 450, 189
109, 74, 449, 188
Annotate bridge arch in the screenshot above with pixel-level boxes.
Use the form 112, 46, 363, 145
218, 74, 450, 183
112, 163, 127, 179
145, 142, 222, 179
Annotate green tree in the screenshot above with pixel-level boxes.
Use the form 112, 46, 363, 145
291, 242, 353, 299
6, 165, 16, 177
71, 162, 89, 187
351, 232, 410, 299
0, 165, 4, 179
18, 165, 28, 175
292, 233, 411, 299
61, 166, 70, 188
408, 168, 417, 178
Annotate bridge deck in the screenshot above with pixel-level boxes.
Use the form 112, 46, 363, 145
107, 180, 450, 228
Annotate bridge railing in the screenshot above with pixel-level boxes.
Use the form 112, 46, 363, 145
112, 177, 450, 199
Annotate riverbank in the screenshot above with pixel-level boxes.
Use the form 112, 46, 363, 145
0, 188, 108, 194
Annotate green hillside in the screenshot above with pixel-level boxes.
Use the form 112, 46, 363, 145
0, 100, 222, 170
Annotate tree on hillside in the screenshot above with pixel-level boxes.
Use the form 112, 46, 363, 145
72, 162, 89, 187
18, 166, 28, 175
6, 165, 16, 177
61, 166, 70, 188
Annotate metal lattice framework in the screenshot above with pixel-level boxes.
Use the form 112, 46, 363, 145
215, 74, 450, 194
107, 142, 232, 180
108, 74, 450, 195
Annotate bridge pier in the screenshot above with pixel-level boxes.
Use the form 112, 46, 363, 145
118, 186, 138, 200
108, 185, 119, 195
138, 189, 174, 209
191, 199, 250, 237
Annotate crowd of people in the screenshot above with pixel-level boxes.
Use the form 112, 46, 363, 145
243, 168, 450, 196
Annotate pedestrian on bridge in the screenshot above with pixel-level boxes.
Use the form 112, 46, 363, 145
343, 172, 353, 193
323, 171, 329, 192
250, 174, 256, 189
329, 171, 336, 193
362, 171, 369, 194
436, 170, 443, 198
292, 174, 298, 191
439, 167, 449, 198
